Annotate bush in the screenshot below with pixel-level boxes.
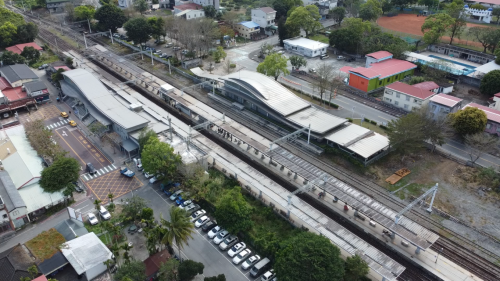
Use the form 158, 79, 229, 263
379, 124, 388, 130
347, 118, 353, 122
364, 117, 370, 122
470, 3, 487, 10
370, 120, 377, 125
230, 63, 236, 68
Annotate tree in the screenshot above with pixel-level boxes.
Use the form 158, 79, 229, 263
74, 5, 95, 20
344, 0, 363, 16
359, 0, 383, 21
468, 27, 500, 53
159, 259, 180, 281
134, 0, 148, 14
480, 70, 500, 97
21, 46, 40, 65
137, 128, 157, 154
121, 243, 133, 264
20, 265, 39, 281
219, 25, 235, 44
51, 68, 66, 87
122, 196, 149, 221
285, 5, 322, 37
178, 260, 204, 281
450, 107, 488, 136
290, 55, 307, 70
312, 62, 334, 103
204, 5, 217, 18
224, 59, 233, 74
418, 0, 438, 9
392, 0, 418, 8
144, 225, 165, 255
124, 17, 152, 45
65, 3, 75, 21
148, 16, 166, 41
16, 22, 38, 43
344, 255, 369, 281
204, 275, 226, 281
214, 186, 253, 234
330, 18, 371, 53
95, 4, 127, 33
421, 13, 455, 45
387, 112, 427, 159
103, 259, 114, 274
222, 11, 240, 29
273, 0, 302, 19
65, 57, 74, 67
0, 7, 25, 27
25, 119, 66, 160
329, 7, 346, 26
39, 157, 80, 193
0, 22, 17, 47
275, 232, 344, 281
213, 46, 227, 63
464, 133, 498, 164
141, 137, 182, 182
114, 260, 146, 281
445, 0, 467, 44
161, 206, 195, 258
493, 8, 500, 24
257, 53, 290, 81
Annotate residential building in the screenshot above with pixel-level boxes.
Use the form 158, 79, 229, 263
236, 21, 261, 39
144, 249, 171, 280
383, 81, 437, 111
251, 7, 277, 34
0, 245, 36, 281
412, 81, 440, 93
0, 170, 27, 233
23, 81, 50, 103
464, 102, 500, 136
45, 0, 71, 12
0, 64, 39, 88
5, 42, 43, 55
343, 52, 417, 92
490, 92, 500, 111
436, 82, 454, 94
463, 6, 492, 23
173, 3, 203, 14
175, 9, 205, 20
428, 94, 463, 120
283, 37, 329, 58
193, 0, 219, 9
61, 232, 113, 281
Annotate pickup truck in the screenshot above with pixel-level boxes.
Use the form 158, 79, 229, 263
120, 167, 135, 178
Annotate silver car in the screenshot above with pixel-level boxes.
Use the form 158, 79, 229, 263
213, 230, 229, 244
219, 235, 238, 251
242, 255, 261, 270
208, 226, 222, 239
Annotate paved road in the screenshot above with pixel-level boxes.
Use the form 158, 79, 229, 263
438, 138, 500, 168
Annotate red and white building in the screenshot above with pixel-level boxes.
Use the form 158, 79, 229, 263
383, 81, 437, 111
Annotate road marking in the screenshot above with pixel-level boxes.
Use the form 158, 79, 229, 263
378, 115, 393, 122
46, 126, 50, 130
100, 169, 105, 174
112, 164, 116, 169
83, 174, 88, 181
108, 165, 115, 170
64, 120, 68, 124
443, 143, 500, 167
103, 167, 109, 173
54, 129, 87, 165
49, 124, 54, 129
96, 170, 101, 176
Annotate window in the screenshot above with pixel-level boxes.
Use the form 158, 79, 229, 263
387, 78, 390, 82
404, 104, 409, 109
385, 91, 392, 95
414, 99, 418, 103
406, 96, 410, 101
379, 80, 383, 85
432, 105, 437, 110
385, 98, 392, 102
496, 126, 500, 133
395, 101, 399, 105
396, 93, 400, 98
487, 123, 491, 129
2, 214, 7, 219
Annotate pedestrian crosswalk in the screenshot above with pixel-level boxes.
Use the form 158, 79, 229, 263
46, 119, 70, 130
81, 164, 117, 181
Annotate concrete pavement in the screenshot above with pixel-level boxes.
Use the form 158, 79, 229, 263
438, 138, 500, 168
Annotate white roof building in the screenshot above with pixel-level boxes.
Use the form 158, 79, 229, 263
283, 37, 329, 58
61, 232, 113, 281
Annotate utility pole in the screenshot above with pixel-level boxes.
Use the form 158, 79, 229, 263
87, 18, 92, 33
109, 30, 114, 44
55, 38, 59, 54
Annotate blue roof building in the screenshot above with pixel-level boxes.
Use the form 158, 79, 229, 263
236, 21, 261, 39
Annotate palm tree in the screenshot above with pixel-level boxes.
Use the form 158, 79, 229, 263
108, 192, 114, 204
103, 259, 114, 274
121, 243, 133, 264
109, 243, 120, 264
161, 206, 195, 260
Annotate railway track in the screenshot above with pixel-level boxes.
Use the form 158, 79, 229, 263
13, 7, 499, 278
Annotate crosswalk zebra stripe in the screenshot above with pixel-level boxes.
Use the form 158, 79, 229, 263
103, 167, 109, 173
64, 120, 68, 124
108, 165, 115, 170
46, 126, 50, 130
100, 169, 105, 174
88, 174, 93, 179
96, 170, 101, 176
111, 164, 117, 169
83, 174, 89, 181
49, 124, 54, 129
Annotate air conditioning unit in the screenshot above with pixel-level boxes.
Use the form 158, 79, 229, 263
129, 103, 143, 112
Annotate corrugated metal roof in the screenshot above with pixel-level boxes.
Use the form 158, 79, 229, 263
412, 81, 439, 91
61, 232, 113, 275
386, 82, 435, 100
18, 183, 65, 213
287, 107, 346, 134
5, 42, 43, 55
366, 51, 393, 60
324, 124, 372, 146
347, 132, 389, 159
0, 64, 38, 84
430, 94, 462, 107
23, 81, 47, 92
239, 21, 260, 29
0, 171, 25, 212
351, 59, 416, 79
283, 37, 329, 50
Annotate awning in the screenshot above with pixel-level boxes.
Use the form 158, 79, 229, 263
122, 139, 139, 152
269, 25, 278, 30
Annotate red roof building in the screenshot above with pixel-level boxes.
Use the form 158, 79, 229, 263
366, 51, 393, 60
383, 81, 436, 111
429, 94, 462, 108
0, 77, 12, 90
464, 102, 500, 124
5, 42, 42, 55
385, 82, 435, 100
174, 3, 202, 11
144, 249, 171, 279
412, 81, 440, 92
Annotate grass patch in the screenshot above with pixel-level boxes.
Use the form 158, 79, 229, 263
163, 9, 172, 15
309, 34, 329, 44
31, 51, 60, 69
351, 119, 387, 136
25, 228, 66, 261
47, 28, 80, 49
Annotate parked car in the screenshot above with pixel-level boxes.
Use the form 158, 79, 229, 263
60, 112, 69, 118
261, 269, 276, 281
233, 249, 252, 264
161, 54, 173, 59
69, 120, 77, 127
320, 54, 329, 60
144, 171, 153, 179
308, 68, 316, 73
336, 55, 345, 60
73, 181, 84, 193
113, 33, 121, 38
149, 176, 158, 184
181, 49, 189, 55
219, 235, 238, 251
344, 56, 355, 62
228, 242, 246, 257
170, 190, 183, 201
194, 215, 210, 228
208, 226, 222, 238
190, 209, 206, 222
183, 203, 199, 214
154, 50, 162, 55
173, 46, 181, 51
133, 158, 143, 171
165, 43, 173, 48
86, 163, 97, 175
242, 255, 261, 270
276, 50, 285, 54
38, 64, 49, 70
202, 221, 217, 232
250, 258, 271, 277
179, 200, 193, 209
99, 206, 111, 220
128, 224, 138, 234
175, 196, 185, 206
213, 229, 229, 244
120, 167, 135, 178
88, 213, 99, 225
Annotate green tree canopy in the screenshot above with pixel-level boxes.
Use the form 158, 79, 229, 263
275, 232, 344, 281
141, 136, 181, 181
95, 4, 127, 33
148, 16, 166, 41
51, 68, 66, 87
178, 260, 204, 281
203, 5, 217, 18
137, 128, 157, 153
0, 22, 17, 47
39, 157, 80, 193
257, 53, 290, 81
329, 18, 371, 53
277, 16, 299, 46
214, 186, 253, 234
21, 46, 40, 65
204, 275, 226, 281
74, 5, 95, 20
124, 17, 152, 45
445, 0, 467, 44
285, 5, 322, 37
161, 206, 195, 257
1, 51, 25, 65
114, 260, 146, 281
134, 0, 149, 14
493, 8, 500, 24
289, 55, 307, 70
344, 255, 370, 281
329, 6, 346, 26
158, 259, 180, 281
450, 107, 488, 136
418, 0, 439, 8
273, 0, 303, 19
122, 196, 149, 221
421, 13, 455, 45
469, 27, 500, 53
17, 22, 38, 43
213, 46, 227, 63
387, 112, 428, 157
480, 69, 500, 97
359, 0, 383, 21
0, 7, 25, 27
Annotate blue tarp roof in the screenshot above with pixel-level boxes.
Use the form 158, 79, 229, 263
239, 21, 260, 29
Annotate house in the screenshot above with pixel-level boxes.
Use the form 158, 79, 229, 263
345, 52, 417, 92
383, 81, 437, 111
251, 7, 277, 34
463, 5, 492, 23
0, 170, 27, 232
61, 232, 113, 281
464, 102, 500, 136
428, 94, 463, 120
0, 64, 39, 88
173, 3, 203, 14
175, 9, 205, 20
436, 81, 454, 94
0, 245, 36, 281
23, 81, 50, 103
144, 249, 171, 280
5, 42, 43, 55
193, 0, 219, 9
283, 37, 329, 58
236, 21, 261, 39
412, 81, 440, 93
45, 0, 71, 12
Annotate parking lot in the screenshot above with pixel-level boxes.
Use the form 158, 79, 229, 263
84, 169, 143, 203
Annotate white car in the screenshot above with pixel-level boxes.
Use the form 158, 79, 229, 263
208, 226, 222, 239
261, 269, 275, 281
88, 213, 99, 225
213, 230, 229, 244
190, 209, 206, 222
195, 215, 210, 228
179, 200, 193, 209
99, 206, 111, 220
242, 255, 261, 270
149, 176, 158, 184
144, 172, 153, 179
228, 242, 246, 257
233, 249, 252, 264
170, 190, 183, 201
